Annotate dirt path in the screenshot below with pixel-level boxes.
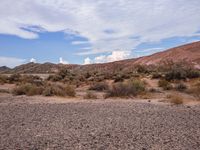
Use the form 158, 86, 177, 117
0, 95, 200, 150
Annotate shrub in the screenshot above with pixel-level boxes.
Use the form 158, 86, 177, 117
151, 72, 162, 79
113, 75, 124, 82
175, 82, 187, 91
89, 82, 109, 91
149, 88, 159, 93
165, 68, 187, 81
47, 74, 62, 82
42, 84, 75, 97
20, 75, 44, 86
42, 86, 53, 96
106, 79, 146, 98
0, 89, 10, 93
8, 74, 22, 83
186, 69, 200, 78
12, 83, 43, 96
84, 91, 98, 99
168, 94, 183, 105
189, 82, 200, 100
136, 65, 149, 74
158, 79, 172, 90
65, 85, 76, 97
0, 75, 8, 84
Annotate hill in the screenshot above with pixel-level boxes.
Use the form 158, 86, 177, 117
0, 66, 11, 73
0, 41, 199, 74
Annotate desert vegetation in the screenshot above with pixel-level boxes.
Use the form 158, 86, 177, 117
167, 94, 184, 105
0, 60, 199, 104
105, 79, 146, 98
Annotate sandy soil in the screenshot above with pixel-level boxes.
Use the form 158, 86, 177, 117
0, 95, 200, 150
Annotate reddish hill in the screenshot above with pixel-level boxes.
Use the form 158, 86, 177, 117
134, 41, 200, 68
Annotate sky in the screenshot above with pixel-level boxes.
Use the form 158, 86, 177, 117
0, 0, 200, 68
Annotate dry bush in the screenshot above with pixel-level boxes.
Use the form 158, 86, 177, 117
89, 82, 109, 91
106, 79, 146, 98
151, 72, 162, 79
168, 94, 184, 105
0, 89, 10, 93
158, 79, 172, 90
175, 82, 187, 92
84, 91, 98, 99
0, 75, 8, 84
20, 75, 44, 86
12, 83, 43, 96
8, 74, 22, 83
65, 85, 76, 97
113, 75, 124, 82
12, 82, 76, 97
43, 84, 75, 97
188, 82, 200, 100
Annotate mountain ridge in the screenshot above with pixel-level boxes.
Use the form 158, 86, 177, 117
0, 41, 199, 74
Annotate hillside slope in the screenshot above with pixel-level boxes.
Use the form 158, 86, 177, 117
134, 41, 200, 67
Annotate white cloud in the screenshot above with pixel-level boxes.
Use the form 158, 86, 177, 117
59, 57, 69, 64
0, 56, 26, 68
85, 50, 131, 64
106, 51, 131, 62
84, 57, 92, 65
0, 0, 200, 54
72, 41, 89, 45
30, 58, 36, 63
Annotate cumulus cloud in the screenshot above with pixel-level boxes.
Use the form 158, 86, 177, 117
30, 58, 36, 63
0, 0, 200, 54
84, 57, 92, 65
85, 50, 131, 64
0, 56, 26, 68
59, 57, 69, 64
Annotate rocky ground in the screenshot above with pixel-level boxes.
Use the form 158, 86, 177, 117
0, 95, 200, 150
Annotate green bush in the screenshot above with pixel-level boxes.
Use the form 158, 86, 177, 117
106, 79, 146, 98
165, 68, 187, 81
164, 64, 200, 81
158, 79, 172, 90
186, 70, 200, 78
136, 65, 149, 74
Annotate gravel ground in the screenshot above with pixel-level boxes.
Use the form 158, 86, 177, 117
0, 96, 200, 150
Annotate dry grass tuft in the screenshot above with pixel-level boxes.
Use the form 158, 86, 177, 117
188, 82, 200, 101
84, 91, 98, 99
167, 94, 184, 105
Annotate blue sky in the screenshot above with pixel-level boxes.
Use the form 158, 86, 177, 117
0, 0, 200, 68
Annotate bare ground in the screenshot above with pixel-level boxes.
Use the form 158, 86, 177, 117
0, 95, 200, 150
